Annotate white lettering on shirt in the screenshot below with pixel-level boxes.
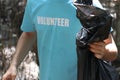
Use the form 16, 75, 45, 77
37, 16, 69, 27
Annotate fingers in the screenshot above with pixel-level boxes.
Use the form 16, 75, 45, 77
2, 71, 16, 80
90, 42, 106, 47
89, 42, 106, 59
2, 73, 10, 80
2, 73, 16, 80
12, 74, 16, 80
89, 46, 104, 59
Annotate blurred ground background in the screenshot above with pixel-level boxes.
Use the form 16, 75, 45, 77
0, 0, 120, 80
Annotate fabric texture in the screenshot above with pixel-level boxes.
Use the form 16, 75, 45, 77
21, 0, 104, 80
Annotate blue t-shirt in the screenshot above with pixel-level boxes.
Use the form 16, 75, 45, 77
21, 0, 103, 80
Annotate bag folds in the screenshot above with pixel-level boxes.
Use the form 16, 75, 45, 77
74, 1, 119, 80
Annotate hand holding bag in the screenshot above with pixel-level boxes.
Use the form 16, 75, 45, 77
74, 0, 119, 80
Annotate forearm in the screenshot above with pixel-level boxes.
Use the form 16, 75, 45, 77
103, 35, 118, 61
10, 32, 36, 68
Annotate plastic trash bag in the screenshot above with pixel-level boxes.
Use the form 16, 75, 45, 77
74, 3, 119, 80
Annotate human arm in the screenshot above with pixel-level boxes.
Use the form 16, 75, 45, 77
2, 32, 36, 80
89, 34, 118, 61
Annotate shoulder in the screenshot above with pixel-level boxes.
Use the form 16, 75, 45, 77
26, 0, 44, 8
26, 0, 39, 6
25, 0, 40, 11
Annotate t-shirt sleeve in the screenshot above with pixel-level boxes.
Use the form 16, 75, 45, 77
21, 0, 35, 32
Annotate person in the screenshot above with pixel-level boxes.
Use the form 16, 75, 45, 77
2, 0, 118, 80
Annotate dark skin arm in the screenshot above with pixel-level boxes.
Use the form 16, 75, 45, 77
89, 34, 118, 61
2, 32, 36, 80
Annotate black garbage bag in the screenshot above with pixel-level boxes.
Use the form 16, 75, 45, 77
74, 3, 119, 80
